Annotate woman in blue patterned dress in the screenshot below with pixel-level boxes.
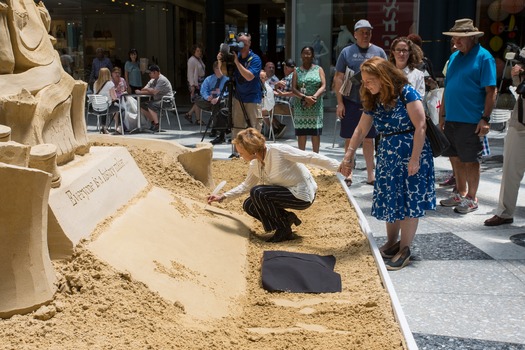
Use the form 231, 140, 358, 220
339, 57, 436, 270
292, 46, 326, 153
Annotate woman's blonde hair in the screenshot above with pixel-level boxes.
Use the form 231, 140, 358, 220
359, 57, 408, 111
232, 128, 266, 154
94, 67, 111, 93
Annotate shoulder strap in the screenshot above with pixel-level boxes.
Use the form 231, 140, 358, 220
95, 81, 109, 94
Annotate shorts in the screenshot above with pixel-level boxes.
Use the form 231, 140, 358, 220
340, 98, 377, 139
142, 99, 162, 113
442, 121, 483, 163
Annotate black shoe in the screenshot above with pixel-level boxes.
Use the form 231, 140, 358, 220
380, 241, 400, 259
385, 246, 411, 271
287, 212, 302, 227
209, 130, 218, 138
150, 123, 160, 132
210, 136, 225, 145
229, 152, 240, 158
266, 227, 293, 243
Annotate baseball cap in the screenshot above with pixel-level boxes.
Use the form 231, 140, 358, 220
354, 19, 373, 31
284, 59, 296, 68
147, 64, 160, 73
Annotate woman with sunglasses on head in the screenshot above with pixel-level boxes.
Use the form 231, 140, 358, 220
340, 57, 436, 270
124, 49, 142, 94
388, 37, 425, 97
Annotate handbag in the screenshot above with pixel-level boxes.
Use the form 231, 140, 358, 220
425, 116, 450, 157
400, 92, 450, 157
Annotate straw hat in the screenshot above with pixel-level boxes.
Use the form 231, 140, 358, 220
442, 18, 484, 37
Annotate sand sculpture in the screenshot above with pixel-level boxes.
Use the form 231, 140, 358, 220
0, 141, 56, 318
0, 0, 96, 317
0, 0, 89, 165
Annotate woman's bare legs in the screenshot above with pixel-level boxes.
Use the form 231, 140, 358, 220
380, 217, 419, 251
311, 135, 320, 153
297, 135, 307, 151
362, 138, 375, 183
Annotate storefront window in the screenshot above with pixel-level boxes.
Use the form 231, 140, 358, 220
294, 0, 419, 106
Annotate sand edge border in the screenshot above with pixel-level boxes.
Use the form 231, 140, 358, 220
337, 173, 418, 350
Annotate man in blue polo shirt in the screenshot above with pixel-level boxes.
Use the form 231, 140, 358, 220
218, 33, 262, 156
439, 18, 496, 214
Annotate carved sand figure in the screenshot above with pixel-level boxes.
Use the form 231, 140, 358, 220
0, 0, 89, 165
0, 142, 56, 319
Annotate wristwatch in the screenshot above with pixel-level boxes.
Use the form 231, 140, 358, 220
481, 115, 491, 123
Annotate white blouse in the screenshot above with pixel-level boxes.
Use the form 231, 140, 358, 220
223, 144, 340, 203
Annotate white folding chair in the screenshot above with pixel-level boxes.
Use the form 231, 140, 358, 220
159, 93, 181, 131
86, 94, 109, 131
262, 108, 275, 142
273, 100, 295, 128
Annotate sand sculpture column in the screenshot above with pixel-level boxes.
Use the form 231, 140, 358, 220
0, 148, 56, 318
29, 143, 61, 188
0, 124, 11, 141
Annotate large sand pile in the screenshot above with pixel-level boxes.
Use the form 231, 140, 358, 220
0, 145, 405, 349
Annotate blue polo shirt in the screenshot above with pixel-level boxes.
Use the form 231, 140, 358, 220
234, 50, 262, 103
444, 44, 496, 124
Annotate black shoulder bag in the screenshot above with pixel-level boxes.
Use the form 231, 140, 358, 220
400, 93, 450, 157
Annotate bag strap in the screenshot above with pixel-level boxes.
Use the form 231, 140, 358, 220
95, 81, 109, 95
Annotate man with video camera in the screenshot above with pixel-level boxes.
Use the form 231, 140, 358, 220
217, 32, 262, 157
484, 47, 525, 226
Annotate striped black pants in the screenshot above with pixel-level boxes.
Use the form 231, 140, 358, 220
243, 185, 313, 232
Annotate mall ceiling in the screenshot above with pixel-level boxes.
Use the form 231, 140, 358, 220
42, 0, 286, 20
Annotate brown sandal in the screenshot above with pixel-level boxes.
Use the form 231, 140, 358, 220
184, 113, 192, 123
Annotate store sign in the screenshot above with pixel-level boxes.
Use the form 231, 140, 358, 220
368, 0, 415, 50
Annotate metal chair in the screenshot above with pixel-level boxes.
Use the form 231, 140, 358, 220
159, 92, 181, 131
273, 100, 295, 128
262, 108, 275, 142
86, 94, 108, 131
199, 109, 214, 133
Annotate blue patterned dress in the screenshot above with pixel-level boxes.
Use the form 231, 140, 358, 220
365, 84, 436, 222
292, 65, 323, 135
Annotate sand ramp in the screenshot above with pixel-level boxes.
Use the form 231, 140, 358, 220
88, 186, 253, 322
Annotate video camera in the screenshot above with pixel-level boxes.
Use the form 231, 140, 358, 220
505, 44, 525, 97
219, 31, 244, 63
504, 43, 525, 65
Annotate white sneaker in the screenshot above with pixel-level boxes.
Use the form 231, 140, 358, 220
454, 197, 478, 214
440, 192, 464, 207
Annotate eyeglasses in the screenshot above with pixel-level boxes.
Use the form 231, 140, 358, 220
237, 32, 251, 38
394, 49, 410, 54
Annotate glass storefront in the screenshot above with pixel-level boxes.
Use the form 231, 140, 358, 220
43, 0, 525, 103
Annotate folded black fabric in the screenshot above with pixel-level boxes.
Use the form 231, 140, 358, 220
261, 250, 342, 293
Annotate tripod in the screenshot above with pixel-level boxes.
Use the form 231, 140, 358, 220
200, 70, 251, 146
